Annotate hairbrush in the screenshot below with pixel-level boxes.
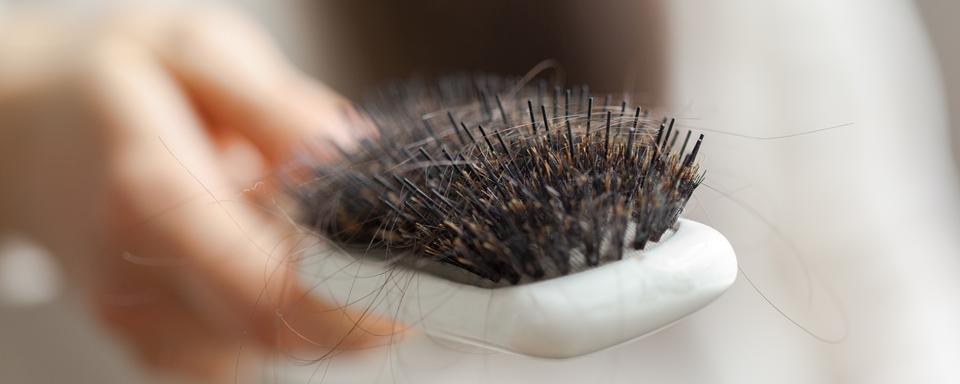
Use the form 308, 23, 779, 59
286, 76, 737, 358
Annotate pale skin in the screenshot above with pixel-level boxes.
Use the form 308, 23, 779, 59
0, 5, 394, 381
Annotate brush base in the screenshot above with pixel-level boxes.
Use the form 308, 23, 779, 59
299, 218, 737, 358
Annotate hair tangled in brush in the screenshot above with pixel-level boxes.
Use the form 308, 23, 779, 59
291, 76, 705, 286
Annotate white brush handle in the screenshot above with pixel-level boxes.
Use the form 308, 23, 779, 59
301, 219, 737, 358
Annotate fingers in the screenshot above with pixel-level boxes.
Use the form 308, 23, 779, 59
85, 36, 396, 367
120, 6, 372, 163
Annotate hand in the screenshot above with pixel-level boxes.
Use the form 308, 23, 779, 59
0, 5, 392, 380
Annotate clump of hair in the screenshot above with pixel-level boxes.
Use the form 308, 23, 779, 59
289, 76, 705, 287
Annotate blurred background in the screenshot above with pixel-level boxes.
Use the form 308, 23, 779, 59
1, 0, 959, 383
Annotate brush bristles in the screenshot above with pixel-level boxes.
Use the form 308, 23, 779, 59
295, 77, 705, 286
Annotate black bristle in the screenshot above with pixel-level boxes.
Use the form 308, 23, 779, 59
662, 118, 676, 148
460, 122, 479, 147
604, 110, 612, 160
440, 146, 459, 172
680, 130, 693, 156
477, 124, 497, 153
495, 130, 510, 156
527, 100, 538, 135
655, 118, 666, 145
540, 104, 553, 147
422, 118, 438, 142
586, 97, 594, 137
669, 129, 680, 151
448, 111, 466, 145
417, 146, 435, 163
294, 77, 707, 287
626, 107, 641, 159
684, 134, 705, 168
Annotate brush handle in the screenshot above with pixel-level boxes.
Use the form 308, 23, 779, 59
301, 219, 737, 358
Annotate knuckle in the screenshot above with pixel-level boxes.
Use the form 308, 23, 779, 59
173, 5, 259, 48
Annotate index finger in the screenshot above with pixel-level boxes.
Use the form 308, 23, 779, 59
116, 6, 372, 163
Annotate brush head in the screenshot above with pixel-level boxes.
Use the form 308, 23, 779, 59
285, 76, 736, 357
291, 76, 709, 287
